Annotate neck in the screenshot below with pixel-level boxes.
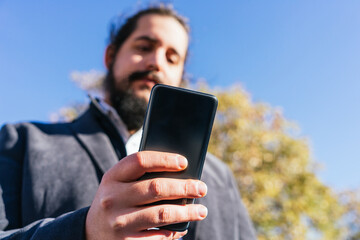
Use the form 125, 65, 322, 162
104, 94, 112, 107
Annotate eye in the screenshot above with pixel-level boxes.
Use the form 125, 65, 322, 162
166, 50, 180, 65
134, 42, 152, 53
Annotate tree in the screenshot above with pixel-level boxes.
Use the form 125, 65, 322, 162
204, 84, 345, 239
55, 71, 359, 239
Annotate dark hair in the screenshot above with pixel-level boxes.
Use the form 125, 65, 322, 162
108, 5, 190, 63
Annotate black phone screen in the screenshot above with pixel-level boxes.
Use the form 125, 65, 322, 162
139, 84, 218, 180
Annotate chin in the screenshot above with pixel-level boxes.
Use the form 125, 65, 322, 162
132, 89, 151, 103
130, 81, 155, 101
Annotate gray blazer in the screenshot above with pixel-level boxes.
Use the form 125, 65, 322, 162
0, 101, 256, 240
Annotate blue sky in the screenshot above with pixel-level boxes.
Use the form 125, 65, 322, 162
0, 0, 359, 191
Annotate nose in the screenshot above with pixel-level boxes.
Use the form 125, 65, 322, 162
145, 49, 165, 72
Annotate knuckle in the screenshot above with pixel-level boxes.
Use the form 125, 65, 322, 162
159, 154, 169, 167
149, 179, 163, 198
135, 152, 147, 168
100, 197, 113, 210
183, 180, 190, 195
184, 206, 197, 220
188, 208, 196, 220
158, 207, 172, 224
162, 233, 174, 240
112, 216, 127, 230
184, 180, 195, 195
188, 206, 195, 218
101, 171, 111, 183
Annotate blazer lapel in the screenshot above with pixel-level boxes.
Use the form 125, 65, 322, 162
69, 106, 119, 176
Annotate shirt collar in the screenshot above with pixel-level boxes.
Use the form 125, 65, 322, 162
96, 98, 131, 143
94, 97, 142, 154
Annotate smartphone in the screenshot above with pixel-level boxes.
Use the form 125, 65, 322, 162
138, 84, 218, 231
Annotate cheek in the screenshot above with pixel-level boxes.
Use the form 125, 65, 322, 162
167, 67, 183, 87
132, 55, 143, 63
112, 56, 140, 82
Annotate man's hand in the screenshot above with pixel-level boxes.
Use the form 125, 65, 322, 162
85, 151, 208, 240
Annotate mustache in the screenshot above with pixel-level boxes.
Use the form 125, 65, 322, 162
128, 70, 163, 84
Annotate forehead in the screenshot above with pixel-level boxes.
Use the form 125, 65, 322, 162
130, 14, 189, 56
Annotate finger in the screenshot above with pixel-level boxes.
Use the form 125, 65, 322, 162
125, 179, 207, 206
107, 151, 188, 182
126, 230, 187, 240
112, 204, 208, 231
172, 230, 188, 240
95, 179, 207, 211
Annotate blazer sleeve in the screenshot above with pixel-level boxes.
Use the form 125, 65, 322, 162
227, 167, 257, 240
0, 208, 89, 240
0, 124, 88, 240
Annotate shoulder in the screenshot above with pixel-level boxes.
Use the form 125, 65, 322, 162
0, 122, 72, 161
0, 104, 94, 139
1, 121, 72, 139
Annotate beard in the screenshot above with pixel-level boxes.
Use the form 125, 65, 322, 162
104, 69, 151, 132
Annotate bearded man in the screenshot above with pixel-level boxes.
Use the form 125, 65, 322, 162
0, 6, 256, 240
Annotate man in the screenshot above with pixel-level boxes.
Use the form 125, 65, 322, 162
0, 6, 256, 240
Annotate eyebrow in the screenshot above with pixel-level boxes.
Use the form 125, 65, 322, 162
134, 36, 158, 44
134, 35, 181, 58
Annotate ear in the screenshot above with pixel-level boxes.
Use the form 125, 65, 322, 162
104, 44, 116, 70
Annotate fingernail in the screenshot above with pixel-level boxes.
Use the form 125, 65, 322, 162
198, 206, 208, 218
197, 182, 207, 196
177, 156, 188, 169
